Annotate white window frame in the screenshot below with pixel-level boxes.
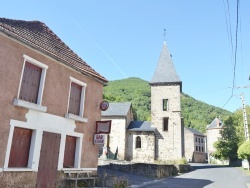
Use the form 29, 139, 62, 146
14, 54, 48, 112
65, 76, 88, 123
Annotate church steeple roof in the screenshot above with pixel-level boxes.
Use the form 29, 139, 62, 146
149, 41, 182, 90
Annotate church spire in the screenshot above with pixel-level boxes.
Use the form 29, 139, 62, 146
149, 41, 182, 91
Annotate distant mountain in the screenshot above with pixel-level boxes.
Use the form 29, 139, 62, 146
103, 77, 232, 133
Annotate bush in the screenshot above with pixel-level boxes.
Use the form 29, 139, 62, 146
238, 140, 250, 161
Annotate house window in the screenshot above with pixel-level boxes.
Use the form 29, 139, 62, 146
163, 117, 169, 131
136, 136, 141, 149
65, 77, 87, 123
8, 127, 32, 167
201, 138, 203, 143
199, 146, 201, 152
198, 138, 200, 143
195, 137, 197, 142
19, 62, 42, 103
14, 54, 48, 112
202, 147, 204, 152
68, 82, 82, 115
63, 136, 76, 168
163, 99, 169, 111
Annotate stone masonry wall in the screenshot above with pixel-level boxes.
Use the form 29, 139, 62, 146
102, 117, 127, 160
206, 128, 222, 154
151, 85, 182, 161
109, 162, 191, 179
126, 132, 155, 162
184, 129, 195, 162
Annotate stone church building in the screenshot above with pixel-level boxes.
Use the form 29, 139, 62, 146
101, 41, 206, 163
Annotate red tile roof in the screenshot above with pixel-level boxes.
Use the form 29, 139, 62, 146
0, 18, 108, 83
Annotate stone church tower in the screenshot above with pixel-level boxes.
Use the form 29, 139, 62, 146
149, 41, 183, 161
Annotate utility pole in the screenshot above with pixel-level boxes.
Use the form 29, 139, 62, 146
240, 93, 249, 140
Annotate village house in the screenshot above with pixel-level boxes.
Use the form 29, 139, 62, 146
0, 18, 108, 187
206, 117, 224, 163
184, 127, 206, 163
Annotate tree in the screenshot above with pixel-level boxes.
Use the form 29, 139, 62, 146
238, 140, 250, 162
213, 116, 239, 163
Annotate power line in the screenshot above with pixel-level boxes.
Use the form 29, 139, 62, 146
221, 0, 240, 110
223, 0, 234, 64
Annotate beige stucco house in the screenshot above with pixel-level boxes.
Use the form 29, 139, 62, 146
0, 18, 107, 187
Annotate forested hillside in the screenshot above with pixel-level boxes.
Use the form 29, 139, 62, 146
103, 77, 232, 133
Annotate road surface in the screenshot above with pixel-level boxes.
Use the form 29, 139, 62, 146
98, 163, 250, 188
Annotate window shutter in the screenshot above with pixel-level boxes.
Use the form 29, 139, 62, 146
68, 83, 82, 115
8, 128, 32, 167
63, 136, 76, 168
19, 62, 42, 103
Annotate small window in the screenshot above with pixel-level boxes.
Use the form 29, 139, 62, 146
68, 83, 82, 115
19, 62, 42, 103
195, 137, 197, 142
66, 77, 87, 122
202, 147, 204, 152
199, 146, 201, 152
8, 127, 32, 167
136, 136, 141, 149
198, 138, 200, 143
14, 55, 48, 112
163, 99, 169, 111
63, 136, 76, 168
196, 146, 198, 151
163, 117, 169, 131
201, 138, 203, 143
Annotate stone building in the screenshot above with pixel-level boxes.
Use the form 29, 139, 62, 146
0, 18, 107, 187
101, 41, 184, 163
206, 117, 224, 163
149, 41, 183, 161
184, 127, 206, 163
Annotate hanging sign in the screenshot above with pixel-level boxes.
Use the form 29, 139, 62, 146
96, 120, 111, 134
94, 134, 105, 144
100, 101, 109, 111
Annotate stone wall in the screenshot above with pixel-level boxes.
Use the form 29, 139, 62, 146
206, 128, 222, 154
151, 85, 182, 161
109, 162, 191, 179
0, 171, 36, 188
101, 117, 127, 160
126, 131, 155, 162
193, 152, 206, 163
184, 128, 194, 162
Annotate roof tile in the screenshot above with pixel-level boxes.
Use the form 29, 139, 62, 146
0, 18, 107, 83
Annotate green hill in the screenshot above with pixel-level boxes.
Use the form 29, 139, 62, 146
103, 77, 232, 133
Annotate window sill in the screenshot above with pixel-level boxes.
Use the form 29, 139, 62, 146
3, 167, 34, 172
14, 99, 47, 112
65, 113, 88, 123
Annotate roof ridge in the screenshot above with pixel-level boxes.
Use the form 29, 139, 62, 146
0, 17, 108, 83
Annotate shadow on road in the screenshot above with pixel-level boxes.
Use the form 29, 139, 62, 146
138, 177, 214, 188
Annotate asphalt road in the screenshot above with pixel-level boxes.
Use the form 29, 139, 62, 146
98, 163, 250, 188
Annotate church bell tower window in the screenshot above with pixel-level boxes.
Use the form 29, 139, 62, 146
163, 99, 169, 111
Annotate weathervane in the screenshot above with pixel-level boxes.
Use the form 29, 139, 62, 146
163, 29, 166, 41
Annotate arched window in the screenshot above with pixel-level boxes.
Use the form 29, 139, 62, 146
136, 136, 141, 149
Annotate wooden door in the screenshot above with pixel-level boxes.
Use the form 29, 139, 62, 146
36, 132, 61, 188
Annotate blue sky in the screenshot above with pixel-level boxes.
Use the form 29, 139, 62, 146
1, 1, 250, 113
